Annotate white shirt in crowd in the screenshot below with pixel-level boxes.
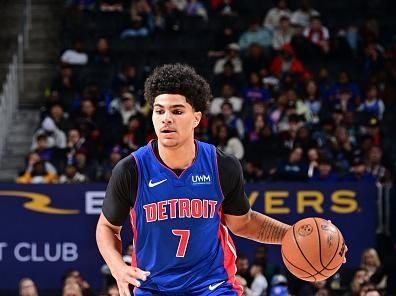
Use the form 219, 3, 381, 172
61, 49, 88, 65
209, 96, 243, 115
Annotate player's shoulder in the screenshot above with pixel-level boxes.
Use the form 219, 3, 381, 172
215, 147, 243, 176
112, 154, 137, 177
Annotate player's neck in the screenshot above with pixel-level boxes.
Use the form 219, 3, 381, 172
157, 140, 196, 170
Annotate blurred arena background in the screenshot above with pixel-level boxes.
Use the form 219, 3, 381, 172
0, 0, 395, 295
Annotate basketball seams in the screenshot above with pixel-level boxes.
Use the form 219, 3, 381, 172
313, 218, 326, 269
281, 249, 315, 280
292, 223, 327, 277
323, 227, 341, 270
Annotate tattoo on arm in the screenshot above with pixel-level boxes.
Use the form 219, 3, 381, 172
253, 211, 290, 244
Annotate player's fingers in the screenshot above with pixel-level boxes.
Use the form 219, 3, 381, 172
126, 276, 142, 287
128, 267, 150, 281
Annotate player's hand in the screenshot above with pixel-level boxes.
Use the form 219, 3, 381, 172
114, 264, 150, 296
343, 245, 348, 264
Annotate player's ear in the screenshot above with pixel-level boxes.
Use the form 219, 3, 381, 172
194, 111, 202, 127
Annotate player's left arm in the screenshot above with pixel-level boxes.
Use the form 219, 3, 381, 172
217, 149, 291, 244
224, 210, 291, 244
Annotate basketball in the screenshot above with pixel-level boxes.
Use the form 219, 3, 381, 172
281, 217, 346, 282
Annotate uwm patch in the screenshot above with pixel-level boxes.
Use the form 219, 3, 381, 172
191, 174, 212, 185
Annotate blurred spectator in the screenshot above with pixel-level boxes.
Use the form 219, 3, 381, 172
112, 64, 141, 97
307, 147, 319, 177
99, 0, 123, 12
121, 115, 146, 154
213, 61, 245, 95
44, 103, 72, 133
90, 37, 113, 65
360, 248, 387, 289
242, 43, 269, 78
51, 65, 81, 111
31, 116, 67, 150
19, 278, 38, 296
107, 284, 119, 296
120, 0, 153, 38
241, 72, 271, 104
236, 254, 252, 285
211, 0, 238, 16
363, 117, 382, 147
358, 85, 385, 120
347, 268, 370, 296
270, 44, 308, 79
366, 146, 390, 183
99, 145, 123, 182
271, 147, 307, 181
59, 163, 89, 183
246, 113, 266, 142
301, 79, 321, 123
317, 66, 333, 102
298, 280, 327, 296
30, 133, 64, 170
152, 0, 183, 33
62, 283, 82, 296
252, 246, 275, 282
65, 128, 97, 165
263, 0, 291, 31
345, 157, 375, 182
220, 102, 245, 139
269, 274, 289, 296
208, 25, 238, 58
247, 262, 268, 296
309, 158, 340, 182
291, 0, 320, 29
239, 19, 272, 53
214, 125, 244, 160
335, 88, 356, 114
330, 125, 354, 174
268, 92, 289, 131
362, 43, 385, 78
210, 83, 243, 115
272, 15, 295, 51
65, 0, 96, 10
360, 17, 380, 47
60, 39, 88, 65
185, 0, 208, 20
73, 99, 105, 147
303, 16, 330, 54
62, 269, 93, 296
16, 160, 58, 184
213, 43, 243, 74
329, 71, 361, 106
110, 91, 142, 126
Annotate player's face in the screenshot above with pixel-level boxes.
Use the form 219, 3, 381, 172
152, 94, 201, 148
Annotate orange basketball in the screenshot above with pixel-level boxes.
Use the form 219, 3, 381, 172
281, 217, 346, 282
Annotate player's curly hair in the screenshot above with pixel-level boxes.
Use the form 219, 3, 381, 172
144, 63, 211, 112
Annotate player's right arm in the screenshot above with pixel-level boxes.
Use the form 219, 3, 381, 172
96, 214, 149, 295
96, 156, 149, 296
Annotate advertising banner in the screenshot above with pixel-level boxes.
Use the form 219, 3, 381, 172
0, 182, 377, 289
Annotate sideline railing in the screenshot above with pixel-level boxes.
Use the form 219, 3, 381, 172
0, 0, 31, 160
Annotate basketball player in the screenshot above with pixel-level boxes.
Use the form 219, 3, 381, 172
96, 64, 344, 296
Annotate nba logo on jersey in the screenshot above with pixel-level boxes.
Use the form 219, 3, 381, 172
191, 174, 211, 185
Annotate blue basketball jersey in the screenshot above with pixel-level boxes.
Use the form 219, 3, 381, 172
130, 141, 243, 296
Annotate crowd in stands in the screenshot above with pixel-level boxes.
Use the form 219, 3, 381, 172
17, 244, 396, 295
10, 1, 396, 295
15, 0, 395, 185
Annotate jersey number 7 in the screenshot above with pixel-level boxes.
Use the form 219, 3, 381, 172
172, 229, 190, 257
